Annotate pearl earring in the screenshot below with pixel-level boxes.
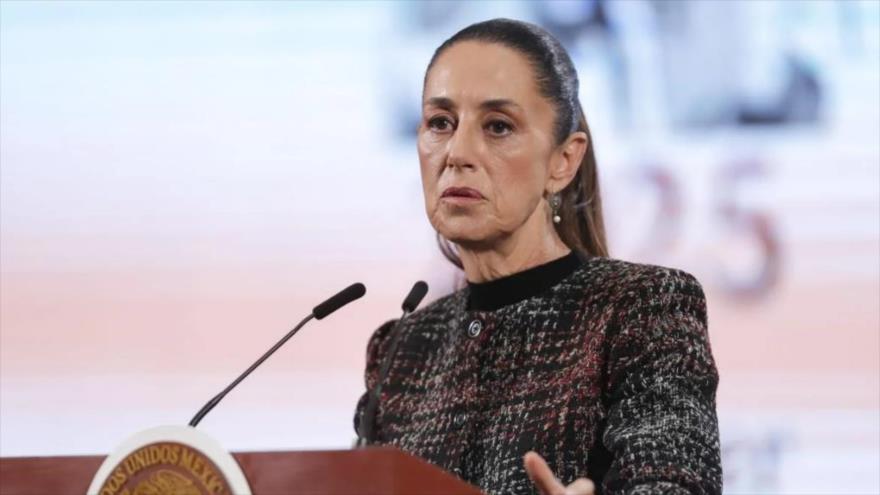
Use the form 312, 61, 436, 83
550, 193, 561, 224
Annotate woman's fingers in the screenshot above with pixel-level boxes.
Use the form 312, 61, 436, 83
523, 451, 566, 495
523, 451, 597, 495
564, 478, 596, 495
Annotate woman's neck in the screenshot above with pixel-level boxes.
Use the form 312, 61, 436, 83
457, 212, 571, 283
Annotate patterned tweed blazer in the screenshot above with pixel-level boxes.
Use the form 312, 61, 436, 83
354, 252, 722, 494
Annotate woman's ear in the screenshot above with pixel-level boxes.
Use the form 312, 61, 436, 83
547, 131, 588, 193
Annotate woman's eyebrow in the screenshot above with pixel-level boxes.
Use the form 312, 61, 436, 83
425, 97, 455, 110
480, 99, 522, 112
423, 97, 522, 113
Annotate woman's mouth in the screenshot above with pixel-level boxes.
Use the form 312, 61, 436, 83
441, 187, 485, 203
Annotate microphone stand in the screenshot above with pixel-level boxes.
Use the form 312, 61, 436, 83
189, 314, 315, 427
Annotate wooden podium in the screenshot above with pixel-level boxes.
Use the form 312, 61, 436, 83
0, 447, 484, 494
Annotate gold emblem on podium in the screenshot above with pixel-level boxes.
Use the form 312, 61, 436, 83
97, 441, 233, 495
88, 426, 251, 495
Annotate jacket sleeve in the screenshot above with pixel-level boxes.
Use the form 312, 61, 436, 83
353, 319, 398, 439
600, 268, 723, 495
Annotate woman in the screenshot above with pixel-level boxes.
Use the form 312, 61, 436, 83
355, 18, 722, 495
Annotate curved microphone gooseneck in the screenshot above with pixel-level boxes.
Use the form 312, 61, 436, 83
357, 281, 428, 447
189, 282, 367, 427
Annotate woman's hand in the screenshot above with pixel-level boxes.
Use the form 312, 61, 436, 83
524, 451, 595, 495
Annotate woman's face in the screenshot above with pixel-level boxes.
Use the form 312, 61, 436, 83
418, 41, 561, 249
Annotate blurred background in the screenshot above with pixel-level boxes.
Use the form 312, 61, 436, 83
1, 1, 878, 493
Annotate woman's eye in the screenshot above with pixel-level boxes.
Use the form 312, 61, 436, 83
427, 116, 454, 132
486, 120, 513, 136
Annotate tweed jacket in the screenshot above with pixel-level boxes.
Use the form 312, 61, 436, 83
354, 252, 722, 494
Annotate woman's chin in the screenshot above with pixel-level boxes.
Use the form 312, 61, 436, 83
436, 226, 495, 248
430, 211, 498, 245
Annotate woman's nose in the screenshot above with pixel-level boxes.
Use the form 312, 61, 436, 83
445, 121, 480, 170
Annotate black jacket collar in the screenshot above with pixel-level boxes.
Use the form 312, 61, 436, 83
466, 250, 585, 312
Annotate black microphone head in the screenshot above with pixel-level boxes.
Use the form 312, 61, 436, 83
402, 281, 429, 313
313, 283, 366, 320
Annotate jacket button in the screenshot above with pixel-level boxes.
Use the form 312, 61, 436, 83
467, 319, 483, 338
454, 412, 467, 427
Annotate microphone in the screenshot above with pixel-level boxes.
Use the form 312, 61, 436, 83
356, 281, 428, 447
313, 283, 367, 320
401, 281, 428, 313
189, 282, 367, 427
